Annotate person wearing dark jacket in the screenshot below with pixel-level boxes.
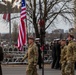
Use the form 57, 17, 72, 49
54, 40, 61, 69
51, 41, 57, 69
35, 38, 42, 69
0, 46, 4, 75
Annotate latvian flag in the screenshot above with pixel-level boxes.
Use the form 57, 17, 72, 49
3, 13, 10, 22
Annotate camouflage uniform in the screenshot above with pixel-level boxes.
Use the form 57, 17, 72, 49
65, 41, 76, 75
60, 45, 67, 75
22, 43, 38, 75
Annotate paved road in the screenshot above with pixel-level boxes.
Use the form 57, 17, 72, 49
2, 65, 61, 75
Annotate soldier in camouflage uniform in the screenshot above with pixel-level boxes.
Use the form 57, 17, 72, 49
21, 37, 38, 75
60, 39, 67, 75
65, 34, 76, 75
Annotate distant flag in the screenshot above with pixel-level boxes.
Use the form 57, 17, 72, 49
3, 13, 10, 22
18, 0, 27, 50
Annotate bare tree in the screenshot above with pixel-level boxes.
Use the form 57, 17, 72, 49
0, 0, 21, 13
26, 0, 73, 38
74, 0, 76, 28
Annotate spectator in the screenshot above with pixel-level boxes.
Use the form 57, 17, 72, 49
35, 38, 42, 69
54, 40, 61, 69
0, 46, 4, 75
51, 41, 57, 69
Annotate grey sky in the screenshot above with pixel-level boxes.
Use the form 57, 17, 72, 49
0, 13, 73, 34
0, 0, 74, 34
0, 14, 20, 33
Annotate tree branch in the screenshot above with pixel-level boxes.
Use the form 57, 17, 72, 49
45, 1, 68, 30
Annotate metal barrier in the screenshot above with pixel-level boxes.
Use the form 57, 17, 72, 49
2, 46, 52, 64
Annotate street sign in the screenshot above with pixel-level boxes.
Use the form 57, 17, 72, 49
0, 0, 21, 13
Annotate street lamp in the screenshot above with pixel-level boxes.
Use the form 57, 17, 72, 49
6, 0, 12, 46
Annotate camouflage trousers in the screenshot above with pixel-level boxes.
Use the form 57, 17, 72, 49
61, 63, 67, 75
65, 62, 75, 75
26, 63, 38, 75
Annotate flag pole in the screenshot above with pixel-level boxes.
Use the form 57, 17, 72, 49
25, 18, 28, 44
25, 2, 28, 47
9, 13, 12, 46
39, 0, 44, 75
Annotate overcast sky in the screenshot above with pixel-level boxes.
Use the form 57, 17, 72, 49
0, 13, 20, 34
0, 13, 74, 34
0, 0, 74, 34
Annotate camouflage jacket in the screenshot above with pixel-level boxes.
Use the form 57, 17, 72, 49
66, 40, 76, 62
22, 43, 38, 65
60, 45, 67, 64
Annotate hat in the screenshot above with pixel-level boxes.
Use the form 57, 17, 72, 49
28, 36, 35, 40
68, 34, 74, 39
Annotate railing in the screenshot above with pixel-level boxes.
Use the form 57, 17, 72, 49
2, 46, 52, 64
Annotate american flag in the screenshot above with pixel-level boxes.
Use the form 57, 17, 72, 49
18, 0, 27, 50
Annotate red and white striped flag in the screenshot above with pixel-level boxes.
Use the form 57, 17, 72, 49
18, 0, 27, 50
3, 13, 10, 22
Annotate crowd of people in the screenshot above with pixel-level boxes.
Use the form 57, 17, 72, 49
0, 34, 76, 75
20, 34, 76, 75
51, 39, 61, 69
51, 34, 76, 75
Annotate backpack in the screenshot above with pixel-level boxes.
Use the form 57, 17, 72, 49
0, 47, 4, 61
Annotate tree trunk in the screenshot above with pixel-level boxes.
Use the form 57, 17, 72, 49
74, 0, 76, 28
33, 14, 40, 38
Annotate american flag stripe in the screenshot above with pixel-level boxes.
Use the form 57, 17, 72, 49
21, 21, 25, 41
19, 21, 25, 46
21, 11, 26, 15
18, 0, 27, 50
21, 7, 26, 10
21, 15, 26, 19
